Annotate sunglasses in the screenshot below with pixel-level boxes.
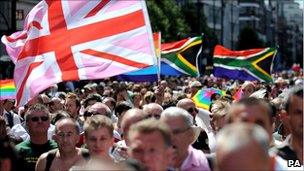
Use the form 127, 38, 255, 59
145, 114, 161, 119
30, 116, 49, 122
187, 107, 198, 113
84, 111, 102, 117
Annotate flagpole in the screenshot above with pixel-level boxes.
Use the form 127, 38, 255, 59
142, 0, 158, 83
196, 33, 204, 78
270, 46, 278, 82
157, 32, 161, 81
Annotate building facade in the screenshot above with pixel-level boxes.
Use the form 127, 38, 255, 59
268, 0, 303, 68
239, 0, 268, 43
0, 0, 38, 79
202, 0, 240, 49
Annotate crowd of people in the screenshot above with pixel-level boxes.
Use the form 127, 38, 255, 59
0, 69, 303, 171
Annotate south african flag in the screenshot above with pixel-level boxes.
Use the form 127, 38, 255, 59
161, 36, 202, 77
213, 45, 277, 82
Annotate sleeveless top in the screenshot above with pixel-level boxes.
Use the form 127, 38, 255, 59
45, 148, 90, 171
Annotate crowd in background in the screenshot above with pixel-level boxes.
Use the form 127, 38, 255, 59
0, 69, 303, 171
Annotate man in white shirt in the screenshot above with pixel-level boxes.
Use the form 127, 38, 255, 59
1, 99, 21, 128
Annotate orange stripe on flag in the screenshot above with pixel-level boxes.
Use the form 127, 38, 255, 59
214, 45, 265, 58
81, 49, 149, 68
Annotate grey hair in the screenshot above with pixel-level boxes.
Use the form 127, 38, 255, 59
161, 107, 193, 127
142, 103, 163, 113
24, 103, 50, 122
283, 86, 303, 113
216, 123, 269, 155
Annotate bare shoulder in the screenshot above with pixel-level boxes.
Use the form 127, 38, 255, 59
75, 148, 90, 164
35, 152, 49, 171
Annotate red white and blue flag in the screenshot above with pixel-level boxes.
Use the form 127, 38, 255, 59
1, 0, 156, 106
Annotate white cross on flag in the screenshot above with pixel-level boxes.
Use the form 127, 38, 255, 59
1, 0, 156, 107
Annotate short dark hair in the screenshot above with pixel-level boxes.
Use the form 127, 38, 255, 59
236, 97, 272, 124
83, 93, 102, 108
51, 110, 70, 125
103, 97, 116, 108
115, 101, 132, 117
284, 86, 303, 113
25, 104, 50, 121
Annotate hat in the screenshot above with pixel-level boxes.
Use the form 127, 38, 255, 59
190, 81, 202, 88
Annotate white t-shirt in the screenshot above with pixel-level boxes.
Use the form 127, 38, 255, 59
10, 123, 55, 141
2, 109, 21, 127
195, 108, 212, 132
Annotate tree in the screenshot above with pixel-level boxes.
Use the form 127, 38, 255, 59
237, 27, 265, 50
181, 1, 212, 37
146, 0, 190, 41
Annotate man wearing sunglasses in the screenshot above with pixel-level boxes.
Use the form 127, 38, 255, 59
177, 99, 211, 153
15, 104, 57, 171
176, 98, 212, 132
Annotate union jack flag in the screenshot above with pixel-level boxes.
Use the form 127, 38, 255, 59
1, 0, 156, 107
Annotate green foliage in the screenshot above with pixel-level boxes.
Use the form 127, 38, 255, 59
146, 0, 190, 41
146, 0, 213, 43
237, 27, 265, 50
181, 1, 212, 37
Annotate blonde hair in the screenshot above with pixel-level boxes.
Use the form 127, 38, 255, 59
129, 119, 171, 147
211, 99, 230, 117
84, 115, 113, 137
65, 92, 81, 108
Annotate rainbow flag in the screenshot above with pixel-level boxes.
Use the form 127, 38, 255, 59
0, 79, 16, 100
192, 88, 226, 110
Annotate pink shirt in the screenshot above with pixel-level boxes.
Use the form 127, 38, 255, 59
181, 146, 211, 171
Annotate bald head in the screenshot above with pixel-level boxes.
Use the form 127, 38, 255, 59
176, 98, 198, 117
87, 102, 112, 118
55, 117, 79, 135
142, 103, 163, 119
216, 123, 270, 171
176, 98, 195, 108
120, 108, 145, 144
